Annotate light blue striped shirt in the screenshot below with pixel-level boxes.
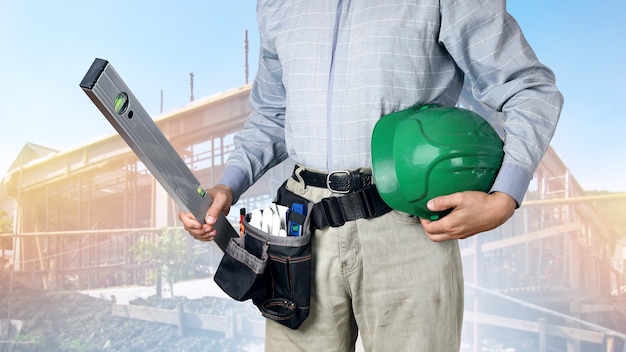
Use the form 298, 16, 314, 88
220, 0, 563, 205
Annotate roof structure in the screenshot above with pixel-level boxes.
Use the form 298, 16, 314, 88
7, 142, 59, 173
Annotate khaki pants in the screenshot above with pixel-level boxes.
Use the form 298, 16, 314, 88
265, 173, 464, 352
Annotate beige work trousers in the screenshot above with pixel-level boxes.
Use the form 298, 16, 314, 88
265, 173, 464, 352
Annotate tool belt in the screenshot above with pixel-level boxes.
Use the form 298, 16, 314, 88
214, 167, 391, 330
215, 184, 314, 330
292, 167, 392, 229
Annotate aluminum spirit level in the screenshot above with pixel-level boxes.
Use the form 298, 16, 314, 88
80, 58, 238, 252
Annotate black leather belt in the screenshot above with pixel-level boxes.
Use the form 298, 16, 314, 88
293, 167, 372, 193
291, 166, 391, 228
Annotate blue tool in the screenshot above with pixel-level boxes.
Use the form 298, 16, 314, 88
288, 203, 306, 236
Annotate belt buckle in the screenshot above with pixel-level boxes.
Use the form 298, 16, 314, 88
326, 170, 351, 194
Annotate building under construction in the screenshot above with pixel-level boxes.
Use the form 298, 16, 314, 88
1, 85, 625, 351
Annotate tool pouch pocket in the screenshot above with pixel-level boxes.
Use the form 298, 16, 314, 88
214, 236, 268, 301
215, 182, 313, 330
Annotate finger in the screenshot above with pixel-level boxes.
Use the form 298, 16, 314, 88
178, 211, 202, 229
191, 227, 216, 242
425, 232, 452, 242
420, 217, 448, 235
178, 211, 216, 241
421, 216, 461, 242
420, 219, 446, 242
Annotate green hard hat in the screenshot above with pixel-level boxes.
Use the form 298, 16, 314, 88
371, 104, 504, 220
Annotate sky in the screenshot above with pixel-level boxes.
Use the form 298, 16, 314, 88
1, 0, 625, 192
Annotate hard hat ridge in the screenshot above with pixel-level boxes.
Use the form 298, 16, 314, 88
371, 104, 504, 220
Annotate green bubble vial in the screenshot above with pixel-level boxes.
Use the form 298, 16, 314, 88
114, 92, 129, 115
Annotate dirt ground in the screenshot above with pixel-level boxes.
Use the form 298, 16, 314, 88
0, 271, 263, 352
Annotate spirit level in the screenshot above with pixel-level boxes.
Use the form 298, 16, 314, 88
80, 58, 238, 252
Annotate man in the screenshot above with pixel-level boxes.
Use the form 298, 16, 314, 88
180, 1, 563, 350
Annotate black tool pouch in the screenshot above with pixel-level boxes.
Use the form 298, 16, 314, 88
215, 182, 313, 330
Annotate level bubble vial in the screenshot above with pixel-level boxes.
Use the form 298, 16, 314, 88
114, 92, 129, 115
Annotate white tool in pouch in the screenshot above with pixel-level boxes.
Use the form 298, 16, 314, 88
249, 204, 289, 237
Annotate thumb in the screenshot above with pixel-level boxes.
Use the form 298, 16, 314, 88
205, 185, 233, 224
205, 202, 224, 225
427, 194, 456, 212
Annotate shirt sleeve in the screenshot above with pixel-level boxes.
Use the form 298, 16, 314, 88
439, 0, 564, 206
217, 15, 289, 203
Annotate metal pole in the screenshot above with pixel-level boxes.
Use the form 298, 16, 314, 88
467, 282, 626, 340
189, 72, 194, 102
538, 318, 547, 352
244, 29, 249, 85
523, 193, 626, 207
5, 167, 23, 338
